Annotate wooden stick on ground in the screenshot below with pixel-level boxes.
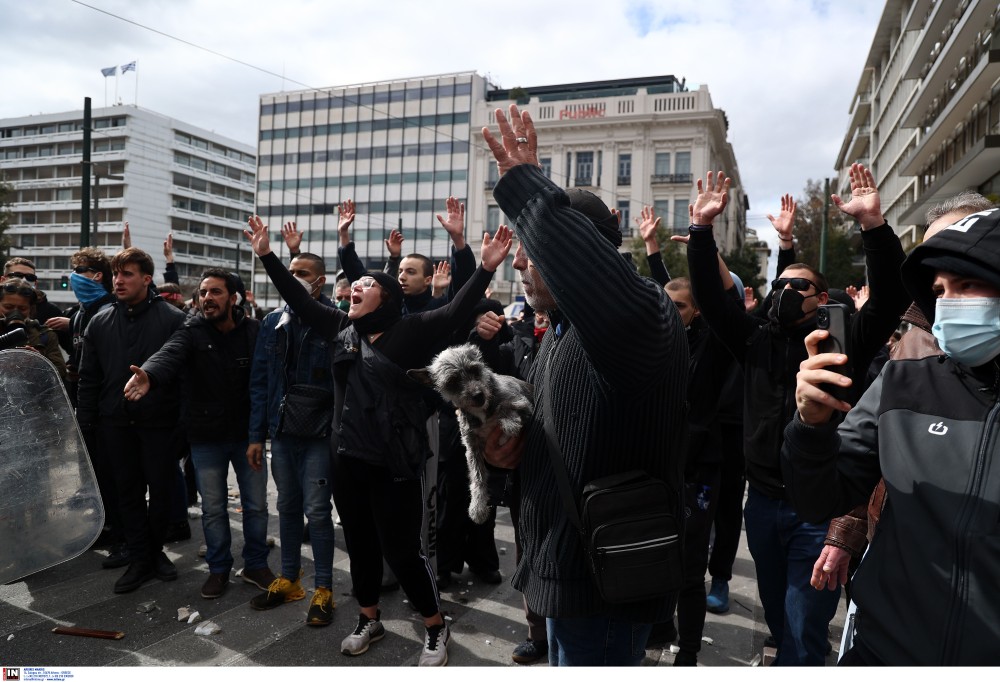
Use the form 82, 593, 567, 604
51, 626, 125, 640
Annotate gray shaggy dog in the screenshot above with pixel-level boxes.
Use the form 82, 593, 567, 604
409, 343, 533, 523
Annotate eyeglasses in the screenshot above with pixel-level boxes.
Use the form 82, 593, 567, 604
2, 283, 36, 298
772, 277, 818, 293
73, 266, 99, 274
6, 271, 37, 282
352, 276, 378, 290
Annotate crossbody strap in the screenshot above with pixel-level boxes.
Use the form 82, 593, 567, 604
542, 349, 584, 534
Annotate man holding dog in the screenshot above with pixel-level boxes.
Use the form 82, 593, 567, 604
482, 104, 688, 666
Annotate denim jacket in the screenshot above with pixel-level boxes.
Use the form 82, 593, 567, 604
248, 304, 335, 443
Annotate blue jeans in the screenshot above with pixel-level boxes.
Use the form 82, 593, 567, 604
190, 440, 269, 575
743, 486, 840, 665
269, 436, 334, 588
546, 616, 653, 666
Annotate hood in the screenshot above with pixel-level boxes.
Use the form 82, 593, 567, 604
900, 208, 1000, 324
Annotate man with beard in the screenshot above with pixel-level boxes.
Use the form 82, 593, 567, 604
684, 165, 911, 664
123, 269, 275, 600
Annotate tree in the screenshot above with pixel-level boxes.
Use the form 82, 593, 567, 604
722, 242, 766, 293
628, 223, 688, 280
787, 179, 865, 289
0, 175, 13, 263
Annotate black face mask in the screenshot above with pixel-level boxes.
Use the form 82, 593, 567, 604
3, 310, 26, 329
768, 288, 809, 327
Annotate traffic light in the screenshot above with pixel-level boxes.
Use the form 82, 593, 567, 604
60, 275, 69, 290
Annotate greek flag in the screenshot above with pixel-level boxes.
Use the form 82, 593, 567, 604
121, 61, 136, 73
101, 66, 117, 77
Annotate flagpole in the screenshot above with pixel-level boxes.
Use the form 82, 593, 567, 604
115, 70, 119, 106
104, 77, 108, 107
135, 61, 139, 107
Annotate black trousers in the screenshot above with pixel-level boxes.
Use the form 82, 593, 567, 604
331, 454, 440, 618
676, 463, 722, 655
100, 423, 176, 564
509, 470, 546, 642
436, 411, 499, 575
838, 635, 884, 666
708, 423, 745, 582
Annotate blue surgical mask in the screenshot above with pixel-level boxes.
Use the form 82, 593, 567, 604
70, 272, 108, 306
932, 298, 1000, 367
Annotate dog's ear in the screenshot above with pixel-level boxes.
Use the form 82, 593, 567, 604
407, 367, 435, 387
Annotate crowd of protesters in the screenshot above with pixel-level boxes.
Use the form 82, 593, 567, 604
4, 103, 1000, 667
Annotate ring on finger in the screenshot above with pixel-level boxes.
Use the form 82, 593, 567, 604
515, 137, 528, 143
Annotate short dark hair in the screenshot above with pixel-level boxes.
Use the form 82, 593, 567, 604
291, 252, 325, 276
781, 263, 828, 293
4, 257, 35, 275
402, 253, 433, 277
201, 268, 236, 295
110, 248, 155, 277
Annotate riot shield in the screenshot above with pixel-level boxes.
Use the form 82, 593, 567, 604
0, 349, 104, 584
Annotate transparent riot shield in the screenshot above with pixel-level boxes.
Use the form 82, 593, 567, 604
0, 349, 104, 584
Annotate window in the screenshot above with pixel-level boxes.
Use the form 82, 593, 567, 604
673, 200, 689, 233
675, 151, 691, 179
618, 153, 632, 185
575, 151, 594, 186
617, 201, 630, 234
654, 152, 671, 176
539, 157, 552, 179
654, 200, 670, 227
487, 205, 501, 231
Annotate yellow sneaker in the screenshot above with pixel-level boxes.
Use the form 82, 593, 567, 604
306, 587, 335, 626
249, 573, 306, 610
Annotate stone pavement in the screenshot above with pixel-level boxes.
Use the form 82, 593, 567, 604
0, 466, 846, 667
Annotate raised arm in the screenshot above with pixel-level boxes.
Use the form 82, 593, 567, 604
637, 206, 670, 286
162, 233, 179, 284
245, 215, 347, 339
484, 104, 680, 389
685, 173, 760, 363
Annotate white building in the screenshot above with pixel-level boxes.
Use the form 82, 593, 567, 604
256, 73, 747, 303
0, 105, 256, 305
835, 0, 1000, 248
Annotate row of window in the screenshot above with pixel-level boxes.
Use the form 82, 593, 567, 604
173, 172, 254, 205
12, 208, 123, 228
258, 198, 465, 218
261, 82, 475, 117
553, 150, 691, 186
1, 138, 125, 160
0, 116, 126, 139
13, 184, 124, 204
259, 140, 469, 167
2, 161, 125, 182
170, 217, 242, 240
174, 131, 254, 165
171, 195, 247, 222
260, 112, 471, 141
259, 169, 467, 192
174, 151, 255, 184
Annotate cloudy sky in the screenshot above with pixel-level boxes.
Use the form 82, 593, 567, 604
2, 0, 883, 275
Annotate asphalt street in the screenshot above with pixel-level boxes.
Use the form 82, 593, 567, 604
0, 466, 846, 668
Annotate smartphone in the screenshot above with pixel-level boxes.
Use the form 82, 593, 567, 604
816, 303, 853, 403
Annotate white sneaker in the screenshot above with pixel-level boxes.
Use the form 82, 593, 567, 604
198, 544, 207, 557
341, 611, 385, 656
418, 622, 449, 666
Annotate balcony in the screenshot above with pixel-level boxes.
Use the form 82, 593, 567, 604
650, 173, 692, 185
617, 175, 631, 186
483, 179, 497, 190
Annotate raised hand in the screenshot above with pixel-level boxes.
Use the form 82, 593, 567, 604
851, 284, 870, 310
244, 215, 273, 257
123, 365, 150, 402
481, 104, 539, 177
480, 224, 513, 272
795, 329, 854, 425
744, 287, 758, 312
637, 205, 662, 246
476, 311, 505, 341
281, 221, 303, 252
384, 229, 404, 259
337, 199, 356, 233
832, 163, 885, 230
436, 196, 466, 249
432, 260, 451, 296
767, 194, 796, 245
122, 221, 132, 249
163, 232, 174, 263
691, 171, 731, 226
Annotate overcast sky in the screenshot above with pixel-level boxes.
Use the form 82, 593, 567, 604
2, 0, 883, 277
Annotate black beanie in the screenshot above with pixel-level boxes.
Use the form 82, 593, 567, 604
565, 188, 623, 247
369, 271, 403, 310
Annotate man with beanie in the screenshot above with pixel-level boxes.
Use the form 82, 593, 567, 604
784, 206, 1000, 665
481, 104, 688, 666
685, 166, 910, 665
